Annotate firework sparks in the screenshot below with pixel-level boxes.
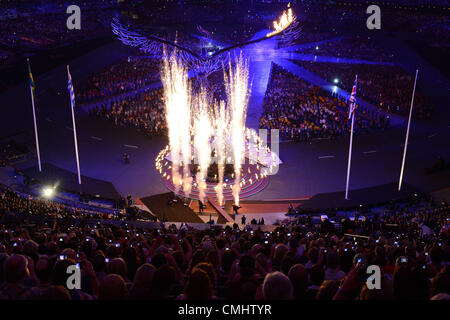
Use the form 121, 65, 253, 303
161, 50, 192, 195
158, 51, 261, 206
193, 88, 212, 203
213, 101, 230, 206
226, 54, 250, 205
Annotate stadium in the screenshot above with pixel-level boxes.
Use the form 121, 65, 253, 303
0, 0, 449, 304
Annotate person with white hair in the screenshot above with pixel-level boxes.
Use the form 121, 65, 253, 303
262, 271, 293, 300
0, 255, 37, 300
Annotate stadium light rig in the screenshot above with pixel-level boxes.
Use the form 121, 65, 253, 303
42, 186, 55, 198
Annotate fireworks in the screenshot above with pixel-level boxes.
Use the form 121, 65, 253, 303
159, 53, 257, 205
161, 50, 191, 195
226, 54, 250, 205
193, 88, 212, 203
213, 101, 229, 206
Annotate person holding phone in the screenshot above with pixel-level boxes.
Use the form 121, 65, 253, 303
324, 252, 346, 282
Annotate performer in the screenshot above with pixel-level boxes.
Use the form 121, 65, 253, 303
199, 200, 205, 214
233, 203, 241, 215
288, 203, 294, 214
241, 214, 246, 226
123, 153, 130, 164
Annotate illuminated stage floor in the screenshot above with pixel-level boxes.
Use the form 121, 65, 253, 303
161, 164, 270, 202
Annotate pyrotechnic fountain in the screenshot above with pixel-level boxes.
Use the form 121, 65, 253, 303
161, 52, 192, 195
193, 88, 212, 202
226, 55, 249, 205
156, 52, 280, 207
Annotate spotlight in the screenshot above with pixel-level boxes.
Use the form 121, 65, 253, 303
42, 187, 54, 198
333, 78, 339, 84
315, 46, 319, 50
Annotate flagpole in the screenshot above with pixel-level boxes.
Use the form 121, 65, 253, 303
345, 74, 358, 200
398, 69, 418, 191
345, 112, 355, 200
67, 65, 81, 185
27, 58, 42, 172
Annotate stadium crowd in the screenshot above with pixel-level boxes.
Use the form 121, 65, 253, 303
300, 36, 394, 62
78, 58, 161, 104
0, 183, 449, 300
86, 68, 231, 137
89, 89, 166, 137
296, 61, 433, 118
259, 64, 389, 141
0, 6, 112, 51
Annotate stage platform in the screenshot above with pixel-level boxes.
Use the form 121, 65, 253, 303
140, 192, 204, 223
297, 182, 422, 211
21, 163, 121, 201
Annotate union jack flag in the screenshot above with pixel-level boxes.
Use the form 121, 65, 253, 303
348, 75, 358, 120
67, 65, 75, 109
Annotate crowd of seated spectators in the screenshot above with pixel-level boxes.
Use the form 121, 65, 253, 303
78, 57, 161, 104
89, 89, 166, 137
0, 6, 113, 52
124, 2, 224, 26
87, 67, 231, 137
386, 10, 450, 58
284, 29, 338, 47
0, 182, 449, 300
259, 64, 389, 141
296, 61, 433, 118
299, 36, 394, 62
0, 185, 126, 221
207, 20, 267, 45
0, 50, 13, 65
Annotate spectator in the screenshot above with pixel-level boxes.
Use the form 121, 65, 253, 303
324, 252, 346, 281
288, 264, 309, 300
99, 274, 128, 300
316, 280, 339, 300
0, 255, 35, 300
262, 272, 293, 300
129, 264, 156, 300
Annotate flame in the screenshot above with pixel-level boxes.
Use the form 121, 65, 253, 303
266, 5, 294, 37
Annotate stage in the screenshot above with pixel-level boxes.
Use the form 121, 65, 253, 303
1, 32, 449, 218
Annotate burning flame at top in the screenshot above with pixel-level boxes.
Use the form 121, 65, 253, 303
266, 4, 294, 37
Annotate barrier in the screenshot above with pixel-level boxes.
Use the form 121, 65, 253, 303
207, 197, 234, 223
